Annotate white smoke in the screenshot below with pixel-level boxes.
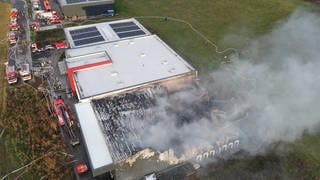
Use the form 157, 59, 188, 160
129, 9, 320, 156
212, 9, 320, 149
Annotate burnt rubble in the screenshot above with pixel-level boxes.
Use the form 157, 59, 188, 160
92, 85, 238, 162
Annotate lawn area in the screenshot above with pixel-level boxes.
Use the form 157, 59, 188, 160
113, 0, 302, 72
202, 133, 320, 179
0, 2, 10, 114
0, 2, 18, 177
33, 29, 65, 46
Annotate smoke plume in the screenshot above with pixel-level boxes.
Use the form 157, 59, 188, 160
129, 9, 320, 156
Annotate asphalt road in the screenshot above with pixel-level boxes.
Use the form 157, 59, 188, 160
11, 0, 32, 66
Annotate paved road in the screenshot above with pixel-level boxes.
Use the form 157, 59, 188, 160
11, 0, 32, 66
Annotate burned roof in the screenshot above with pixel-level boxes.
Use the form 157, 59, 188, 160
90, 85, 213, 162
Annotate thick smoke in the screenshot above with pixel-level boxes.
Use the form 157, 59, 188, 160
130, 9, 320, 155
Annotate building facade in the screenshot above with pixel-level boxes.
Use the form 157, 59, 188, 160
58, 0, 114, 19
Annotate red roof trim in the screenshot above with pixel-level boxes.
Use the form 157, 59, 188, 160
68, 60, 112, 97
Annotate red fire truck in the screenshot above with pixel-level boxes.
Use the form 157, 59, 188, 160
5, 60, 18, 84
9, 8, 20, 31
53, 98, 80, 146
43, 0, 52, 11
7, 31, 17, 45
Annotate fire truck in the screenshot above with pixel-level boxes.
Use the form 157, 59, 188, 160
10, 22, 20, 31
53, 98, 80, 146
36, 11, 61, 25
10, 8, 18, 22
5, 60, 18, 84
43, 0, 52, 11
19, 63, 32, 81
48, 16, 61, 24
55, 41, 67, 49
9, 8, 20, 31
7, 31, 17, 45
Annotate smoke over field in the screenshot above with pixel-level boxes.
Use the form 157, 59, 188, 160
210, 9, 320, 152
129, 9, 320, 157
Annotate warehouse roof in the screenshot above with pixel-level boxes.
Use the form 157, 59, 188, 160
75, 102, 113, 176
66, 51, 111, 69
59, 0, 113, 7
66, 34, 196, 100
64, 18, 150, 48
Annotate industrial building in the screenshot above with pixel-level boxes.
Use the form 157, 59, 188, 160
64, 19, 196, 101
58, 0, 114, 19
63, 19, 239, 178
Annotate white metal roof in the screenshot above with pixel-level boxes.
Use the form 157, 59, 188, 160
66, 51, 111, 69
59, 0, 113, 7
67, 34, 196, 100
75, 102, 113, 176
64, 18, 151, 48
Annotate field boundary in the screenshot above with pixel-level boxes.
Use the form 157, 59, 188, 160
0, 2, 11, 114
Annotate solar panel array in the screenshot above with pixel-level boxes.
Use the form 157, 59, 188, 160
66, 0, 86, 4
70, 26, 105, 46
110, 21, 146, 39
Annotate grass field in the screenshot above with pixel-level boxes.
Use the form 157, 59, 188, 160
0, 2, 18, 177
112, 0, 302, 72
0, 2, 10, 115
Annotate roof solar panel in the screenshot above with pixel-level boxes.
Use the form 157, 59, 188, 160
109, 22, 136, 29
109, 21, 147, 39
113, 25, 141, 33
71, 31, 102, 40
70, 27, 98, 35
66, 0, 86, 4
74, 36, 105, 46
117, 30, 146, 38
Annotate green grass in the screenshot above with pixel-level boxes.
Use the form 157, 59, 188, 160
34, 29, 65, 46
113, 0, 301, 72
0, 2, 10, 114
202, 133, 320, 179
0, 2, 19, 177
